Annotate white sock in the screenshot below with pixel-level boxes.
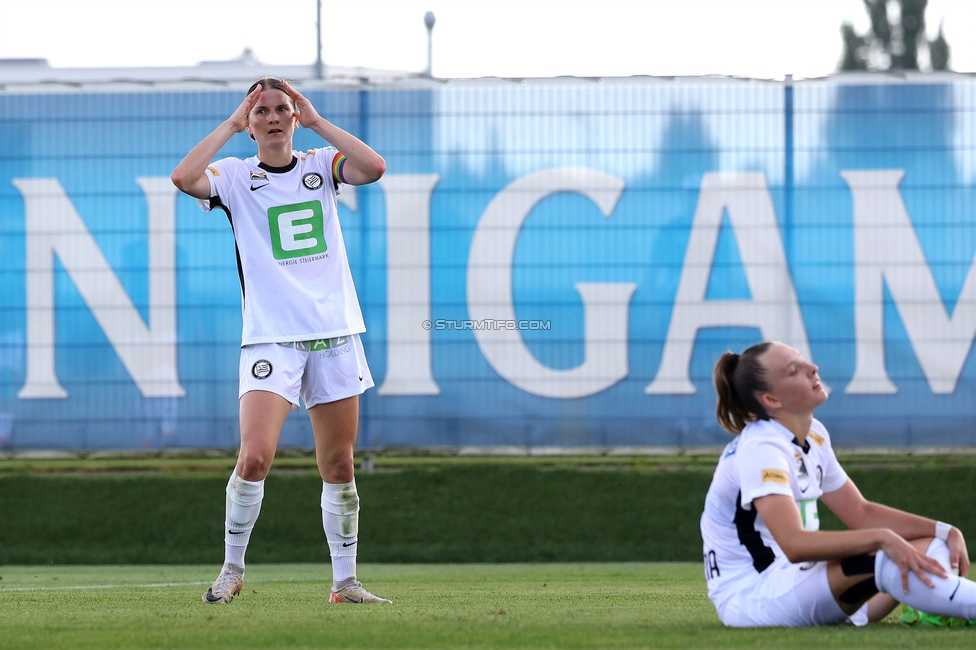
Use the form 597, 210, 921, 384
224, 472, 264, 572
875, 538, 976, 619
322, 480, 359, 584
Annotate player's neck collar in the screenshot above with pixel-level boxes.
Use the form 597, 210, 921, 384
258, 156, 297, 174
791, 436, 811, 454
763, 418, 812, 453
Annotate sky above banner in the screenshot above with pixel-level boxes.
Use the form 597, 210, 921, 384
2, 0, 976, 80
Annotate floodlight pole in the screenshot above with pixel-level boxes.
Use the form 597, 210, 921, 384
315, 0, 324, 79
424, 11, 435, 77
783, 72, 795, 285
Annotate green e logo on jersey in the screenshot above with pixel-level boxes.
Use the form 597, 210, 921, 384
268, 200, 327, 259
798, 498, 820, 532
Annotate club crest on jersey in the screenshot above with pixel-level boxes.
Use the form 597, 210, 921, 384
302, 173, 323, 190
251, 360, 272, 379
796, 454, 810, 493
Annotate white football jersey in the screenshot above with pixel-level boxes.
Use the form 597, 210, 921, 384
700, 418, 848, 610
198, 147, 366, 346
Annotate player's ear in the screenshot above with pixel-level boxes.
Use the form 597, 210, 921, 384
759, 392, 780, 411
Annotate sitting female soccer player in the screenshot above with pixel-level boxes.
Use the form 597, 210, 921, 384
172, 78, 388, 605
700, 341, 976, 627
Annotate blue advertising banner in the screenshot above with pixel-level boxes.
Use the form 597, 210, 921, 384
2, 76, 976, 450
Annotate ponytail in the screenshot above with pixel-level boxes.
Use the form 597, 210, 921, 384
713, 342, 772, 434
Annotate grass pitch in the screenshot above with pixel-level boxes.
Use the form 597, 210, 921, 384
1, 563, 973, 649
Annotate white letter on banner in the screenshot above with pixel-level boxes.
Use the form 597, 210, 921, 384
843, 169, 976, 395
376, 174, 441, 395
646, 172, 813, 394
467, 168, 637, 398
15, 177, 185, 399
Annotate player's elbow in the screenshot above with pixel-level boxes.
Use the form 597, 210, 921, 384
171, 168, 190, 193
171, 168, 207, 198
368, 156, 386, 181
777, 536, 813, 564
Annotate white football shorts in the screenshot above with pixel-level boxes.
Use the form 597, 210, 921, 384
714, 557, 849, 627
239, 334, 374, 410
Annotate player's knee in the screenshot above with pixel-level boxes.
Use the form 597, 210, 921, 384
237, 452, 273, 481
320, 454, 355, 483
324, 466, 355, 484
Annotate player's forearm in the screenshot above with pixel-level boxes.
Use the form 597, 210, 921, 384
172, 121, 238, 194
307, 118, 386, 181
854, 501, 943, 541
777, 528, 893, 563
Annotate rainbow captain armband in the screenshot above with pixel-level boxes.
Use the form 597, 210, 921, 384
332, 153, 348, 185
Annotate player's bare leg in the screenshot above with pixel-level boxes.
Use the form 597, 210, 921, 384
204, 390, 291, 604
310, 395, 358, 484
310, 396, 391, 604
237, 389, 292, 480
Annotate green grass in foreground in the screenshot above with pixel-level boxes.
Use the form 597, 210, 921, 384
1, 563, 973, 649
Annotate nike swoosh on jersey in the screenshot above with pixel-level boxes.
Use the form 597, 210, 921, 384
250, 183, 268, 191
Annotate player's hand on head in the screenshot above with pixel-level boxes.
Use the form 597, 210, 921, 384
229, 84, 262, 133
281, 79, 321, 128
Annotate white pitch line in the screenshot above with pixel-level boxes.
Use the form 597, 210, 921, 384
1, 576, 326, 593
1, 581, 210, 592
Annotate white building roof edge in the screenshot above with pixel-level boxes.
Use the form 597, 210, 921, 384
2, 58, 975, 94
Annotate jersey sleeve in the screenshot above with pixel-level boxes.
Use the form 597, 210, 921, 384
196, 158, 237, 213
302, 147, 343, 195
812, 420, 849, 493
326, 147, 345, 192
737, 438, 794, 509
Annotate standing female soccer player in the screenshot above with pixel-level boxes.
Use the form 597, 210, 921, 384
701, 341, 976, 627
172, 78, 389, 605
